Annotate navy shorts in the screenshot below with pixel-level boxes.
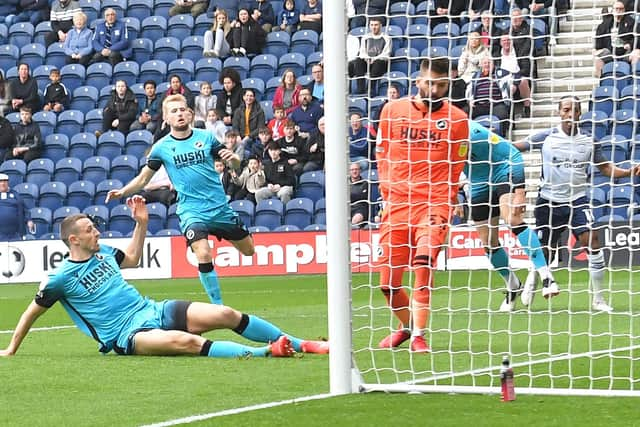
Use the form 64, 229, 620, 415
470, 182, 526, 222
184, 217, 250, 246
534, 196, 593, 248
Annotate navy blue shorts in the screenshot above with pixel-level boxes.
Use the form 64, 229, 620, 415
184, 217, 250, 246
534, 196, 593, 248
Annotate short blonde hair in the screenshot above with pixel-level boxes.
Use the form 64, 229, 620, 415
162, 94, 188, 118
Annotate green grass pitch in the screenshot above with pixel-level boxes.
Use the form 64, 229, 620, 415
1, 271, 639, 426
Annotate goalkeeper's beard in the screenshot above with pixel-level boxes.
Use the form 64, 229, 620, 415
418, 90, 443, 111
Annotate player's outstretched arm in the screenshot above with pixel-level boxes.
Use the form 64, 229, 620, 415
0, 301, 48, 356
218, 148, 241, 170
105, 166, 156, 203
120, 195, 150, 269
597, 162, 640, 178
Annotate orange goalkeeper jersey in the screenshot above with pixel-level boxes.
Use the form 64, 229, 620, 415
376, 98, 468, 211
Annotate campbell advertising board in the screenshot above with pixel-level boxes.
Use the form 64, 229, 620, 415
0, 237, 172, 284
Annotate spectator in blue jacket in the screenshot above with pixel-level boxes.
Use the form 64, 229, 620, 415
90, 8, 129, 66
288, 87, 323, 140
0, 174, 33, 241
64, 11, 93, 66
277, 0, 299, 33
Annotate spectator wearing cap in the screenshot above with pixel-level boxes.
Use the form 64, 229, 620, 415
0, 174, 34, 241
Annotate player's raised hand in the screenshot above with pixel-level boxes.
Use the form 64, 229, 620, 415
105, 188, 124, 203
632, 164, 640, 176
218, 148, 238, 162
127, 195, 148, 224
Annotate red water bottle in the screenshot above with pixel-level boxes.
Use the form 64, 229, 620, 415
500, 356, 516, 401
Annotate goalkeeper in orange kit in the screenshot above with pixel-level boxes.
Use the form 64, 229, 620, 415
376, 57, 469, 353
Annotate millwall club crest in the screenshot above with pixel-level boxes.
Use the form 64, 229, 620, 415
194, 141, 204, 149
435, 119, 447, 130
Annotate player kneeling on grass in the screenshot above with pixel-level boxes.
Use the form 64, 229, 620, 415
0, 196, 329, 358
462, 121, 559, 312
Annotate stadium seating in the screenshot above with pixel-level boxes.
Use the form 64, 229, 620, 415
110, 155, 139, 184
52, 206, 81, 234
110, 204, 136, 235
154, 37, 180, 63
255, 199, 284, 230
306, 51, 323, 74
97, 131, 126, 159
168, 58, 194, 83
167, 14, 194, 40
33, 64, 57, 92
79, 0, 100, 23
141, 15, 167, 40
291, 30, 319, 57
14, 182, 39, 210
579, 111, 608, 141
54, 157, 83, 186
39, 181, 67, 211
9, 23, 34, 49
129, 38, 154, 64
230, 199, 255, 227
167, 204, 179, 230
0, 160, 26, 187
0, 44, 19, 72
146, 202, 168, 234
95, 179, 123, 210
296, 171, 325, 202
181, 36, 205, 64
155, 229, 181, 236
84, 109, 104, 135
125, 130, 153, 159
242, 78, 265, 101
609, 186, 634, 217
277, 52, 305, 77
71, 86, 99, 111
19, 43, 46, 70
274, 225, 300, 232
113, 61, 140, 87
25, 158, 54, 187
284, 197, 314, 229
57, 110, 84, 138
83, 205, 110, 229
82, 156, 111, 186
250, 54, 278, 83
33, 111, 57, 139
67, 180, 96, 211
139, 59, 168, 84
127, 0, 153, 21
60, 64, 86, 93
194, 14, 213, 36
611, 109, 636, 139
152, 0, 174, 16
30, 207, 52, 236
592, 86, 618, 116
194, 57, 222, 83
264, 31, 290, 58
33, 21, 52, 45
224, 56, 251, 80
69, 133, 98, 159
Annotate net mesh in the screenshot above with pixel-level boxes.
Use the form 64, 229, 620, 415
347, 0, 640, 395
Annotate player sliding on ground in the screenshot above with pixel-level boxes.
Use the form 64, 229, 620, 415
0, 196, 329, 358
514, 96, 640, 312
464, 120, 558, 311
376, 57, 468, 353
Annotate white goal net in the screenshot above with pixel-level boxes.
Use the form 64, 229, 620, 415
336, 0, 640, 397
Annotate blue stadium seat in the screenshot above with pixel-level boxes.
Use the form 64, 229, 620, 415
67, 180, 96, 211
110, 155, 138, 184
5, 112, 20, 126
19, 43, 46, 70
125, 130, 153, 159
611, 109, 636, 139
597, 214, 627, 223
194, 57, 222, 83
153, 0, 174, 16
265, 76, 281, 100
100, 0, 127, 17
155, 229, 181, 236
52, 206, 80, 233
30, 207, 52, 236
297, 74, 312, 87
83, 204, 109, 230
291, 30, 319, 57
181, 35, 205, 63
153, 37, 180, 63
9, 22, 34, 49
110, 204, 136, 235
389, 1, 415, 30
620, 84, 640, 114
141, 15, 167, 40
168, 14, 194, 40
32, 112, 57, 139
85, 62, 112, 90
43, 134, 69, 163
390, 47, 419, 74
230, 199, 255, 227
242, 78, 265, 101
127, 0, 153, 21
193, 14, 213, 36
185, 80, 202, 95
113, 61, 140, 87
146, 202, 167, 234
54, 157, 83, 187
0, 44, 20, 72
609, 185, 634, 217
579, 111, 608, 141
45, 43, 67, 69
296, 171, 325, 202
14, 182, 39, 210
95, 179, 124, 210
592, 86, 618, 117
378, 71, 408, 98
69, 133, 97, 158
261, 100, 274, 122
601, 61, 632, 93
139, 59, 168, 84
167, 203, 179, 230
56, 110, 84, 138
348, 97, 367, 116
84, 109, 104, 135
248, 225, 269, 233
97, 131, 125, 159
82, 156, 111, 186
39, 181, 67, 211
600, 134, 629, 161
131, 82, 146, 104
79, 0, 100, 23
60, 63, 86, 93
250, 54, 278, 83
277, 52, 305, 77
255, 199, 284, 230
123, 16, 141, 42
0, 23, 6, 45
25, 158, 54, 187
224, 56, 251, 80
431, 22, 461, 50
531, 18, 547, 52
274, 224, 300, 232
168, 58, 194, 83
129, 38, 154, 64
264, 31, 290, 58
306, 51, 323, 74
0, 159, 26, 187
586, 186, 608, 219
284, 197, 314, 229
304, 223, 326, 231
33, 21, 52, 45
383, 25, 404, 51
407, 24, 430, 52
4, 66, 17, 81
33, 64, 57, 92
98, 85, 115, 108
70, 86, 99, 112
